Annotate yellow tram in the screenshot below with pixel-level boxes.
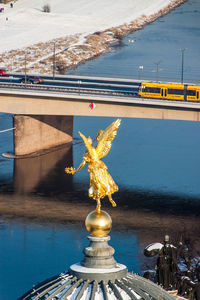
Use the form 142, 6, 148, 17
138, 82, 200, 102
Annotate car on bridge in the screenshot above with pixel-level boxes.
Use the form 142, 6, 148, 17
19, 76, 43, 84
0, 68, 7, 76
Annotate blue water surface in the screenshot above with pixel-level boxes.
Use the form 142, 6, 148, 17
73, 116, 200, 198
0, 221, 140, 299
0, 113, 13, 184
68, 0, 200, 83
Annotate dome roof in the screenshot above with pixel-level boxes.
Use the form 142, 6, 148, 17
18, 235, 175, 300
18, 270, 175, 300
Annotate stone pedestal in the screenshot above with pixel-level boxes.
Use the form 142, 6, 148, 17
70, 235, 127, 282
82, 236, 116, 269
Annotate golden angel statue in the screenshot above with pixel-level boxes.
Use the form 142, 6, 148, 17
65, 119, 121, 213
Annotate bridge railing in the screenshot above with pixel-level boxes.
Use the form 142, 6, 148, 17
0, 82, 137, 98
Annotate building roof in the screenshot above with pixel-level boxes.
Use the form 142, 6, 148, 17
18, 269, 175, 300
18, 234, 176, 300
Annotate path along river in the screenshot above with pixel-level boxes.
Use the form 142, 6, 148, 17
0, 0, 200, 299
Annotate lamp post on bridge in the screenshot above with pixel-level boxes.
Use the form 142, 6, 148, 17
53, 42, 56, 80
139, 65, 143, 80
24, 52, 27, 86
154, 60, 162, 82
180, 48, 186, 84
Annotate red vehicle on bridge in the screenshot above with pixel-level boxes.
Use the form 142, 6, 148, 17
0, 68, 7, 76
20, 76, 43, 84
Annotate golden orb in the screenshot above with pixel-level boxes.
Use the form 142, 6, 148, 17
85, 210, 112, 237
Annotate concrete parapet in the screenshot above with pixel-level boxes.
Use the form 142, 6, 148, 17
13, 115, 73, 156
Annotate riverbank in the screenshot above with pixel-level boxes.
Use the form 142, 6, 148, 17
0, 0, 188, 75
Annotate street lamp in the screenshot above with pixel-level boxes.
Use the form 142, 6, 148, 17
53, 42, 56, 80
154, 60, 162, 82
180, 48, 186, 84
10, 58, 13, 72
139, 65, 143, 80
24, 52, 27, 86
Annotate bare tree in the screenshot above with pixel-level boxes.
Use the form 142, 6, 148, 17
43, 4, 51, 13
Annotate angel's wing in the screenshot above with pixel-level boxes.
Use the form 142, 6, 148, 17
95, 119, 121, 159
79, 131, 93, 157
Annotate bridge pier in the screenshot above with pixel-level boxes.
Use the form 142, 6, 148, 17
13, 115, 73, 156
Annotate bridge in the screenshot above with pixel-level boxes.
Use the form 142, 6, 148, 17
0, 75, 200, 156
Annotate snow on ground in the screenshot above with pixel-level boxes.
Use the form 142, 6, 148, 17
0, 0, 173, 53
0, 0, 186, 74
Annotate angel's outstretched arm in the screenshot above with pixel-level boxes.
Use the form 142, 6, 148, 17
65, 155, 87, 175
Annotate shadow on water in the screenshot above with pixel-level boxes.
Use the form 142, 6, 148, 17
0, 143, 199, 204
116, 189, 200, 217
0, 142, 199, 241
0, 143, 73, 195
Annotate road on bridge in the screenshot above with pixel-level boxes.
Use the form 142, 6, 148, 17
0, 73, 140, 97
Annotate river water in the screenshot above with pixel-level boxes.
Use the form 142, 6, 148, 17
69, 0, 200, 83
0, 0, 200, 299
